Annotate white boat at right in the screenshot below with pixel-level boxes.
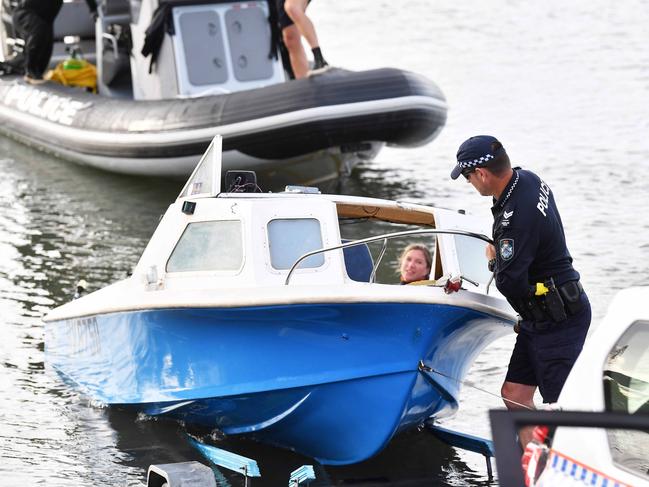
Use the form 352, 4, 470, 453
493, 287, 649, 487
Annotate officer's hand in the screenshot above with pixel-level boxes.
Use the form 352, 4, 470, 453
485, 244, 496, 260
513, 315, 522, 334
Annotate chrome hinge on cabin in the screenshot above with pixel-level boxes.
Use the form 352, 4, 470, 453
144, 265, 165, 291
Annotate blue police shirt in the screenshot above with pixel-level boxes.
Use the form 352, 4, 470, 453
491, 168, 579, 301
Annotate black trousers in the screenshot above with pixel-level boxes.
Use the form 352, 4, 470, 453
12, 2, 63, 78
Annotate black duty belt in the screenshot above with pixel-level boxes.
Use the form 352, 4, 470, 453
514, 279, 584, 325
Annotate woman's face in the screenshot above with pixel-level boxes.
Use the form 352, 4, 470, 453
400, 249, 430, 283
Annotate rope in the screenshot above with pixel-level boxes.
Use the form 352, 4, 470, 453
418, 360, 534, 411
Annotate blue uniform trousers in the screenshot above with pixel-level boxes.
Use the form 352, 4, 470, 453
505, 292, 591, 403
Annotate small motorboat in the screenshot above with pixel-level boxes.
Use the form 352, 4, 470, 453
44, 136, 515, 465
0, 0, 447, 182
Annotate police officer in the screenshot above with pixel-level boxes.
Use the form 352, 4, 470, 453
450, 135, 591, 446
12, 0, 63, 83
12, 0, 97, 84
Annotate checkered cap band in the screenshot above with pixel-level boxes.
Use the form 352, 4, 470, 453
458, 153, 494, 169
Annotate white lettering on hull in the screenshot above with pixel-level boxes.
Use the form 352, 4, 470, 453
4, 84, 89, 126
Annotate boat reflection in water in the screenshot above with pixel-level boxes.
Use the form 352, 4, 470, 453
44, 136, 515, 465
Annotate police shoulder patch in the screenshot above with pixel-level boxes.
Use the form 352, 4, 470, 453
499, 238, 514, 261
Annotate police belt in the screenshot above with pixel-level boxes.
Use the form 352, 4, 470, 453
513, 279, 584, 324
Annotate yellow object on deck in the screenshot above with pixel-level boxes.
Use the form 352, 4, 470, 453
46, 59, 97, 93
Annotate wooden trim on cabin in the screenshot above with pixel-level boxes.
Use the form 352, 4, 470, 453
335, 203, 436, 226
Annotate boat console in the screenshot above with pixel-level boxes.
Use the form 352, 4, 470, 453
2, 0, 285, 99
130, 0, 286, 100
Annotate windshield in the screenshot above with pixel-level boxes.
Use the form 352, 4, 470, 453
454, 234, 493, 285
167, 220, 243, 272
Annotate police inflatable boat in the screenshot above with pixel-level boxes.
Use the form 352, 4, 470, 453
0, 0, 447, 182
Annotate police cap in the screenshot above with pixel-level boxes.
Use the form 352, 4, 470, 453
450, 135, 506, 180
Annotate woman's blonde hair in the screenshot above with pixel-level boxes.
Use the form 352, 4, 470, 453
397, 243, 433, 276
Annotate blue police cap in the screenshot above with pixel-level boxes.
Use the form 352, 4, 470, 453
450, 135, 506, 180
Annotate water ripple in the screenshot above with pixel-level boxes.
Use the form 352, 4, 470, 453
1, 0, 649, 485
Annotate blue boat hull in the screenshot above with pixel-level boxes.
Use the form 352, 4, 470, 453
45, 303, 511, 464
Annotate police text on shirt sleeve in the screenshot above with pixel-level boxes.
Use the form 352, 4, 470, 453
491, 169, 580, 303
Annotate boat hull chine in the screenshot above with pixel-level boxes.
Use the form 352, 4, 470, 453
136, 371, 417, 465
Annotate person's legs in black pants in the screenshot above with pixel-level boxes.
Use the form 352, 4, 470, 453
12, 9, 55, 79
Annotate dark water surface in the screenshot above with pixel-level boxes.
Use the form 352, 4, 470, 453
1, 1, 649, 485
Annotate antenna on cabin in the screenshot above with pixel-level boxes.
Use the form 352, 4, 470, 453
177, 134, 223, 200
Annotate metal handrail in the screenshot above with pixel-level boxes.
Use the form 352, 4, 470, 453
284, 228, 493, 285
370, 238, 389, 283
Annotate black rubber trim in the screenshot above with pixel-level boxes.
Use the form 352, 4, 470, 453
0, 67, 447, 159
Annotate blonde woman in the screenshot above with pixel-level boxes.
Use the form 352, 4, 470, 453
398, 244, 432, 284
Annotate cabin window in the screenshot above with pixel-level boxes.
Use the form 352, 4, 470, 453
268, 218, 324, 270
167, 220, 243, 272
603, 320, 649, 478
453, 235, 493, 285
